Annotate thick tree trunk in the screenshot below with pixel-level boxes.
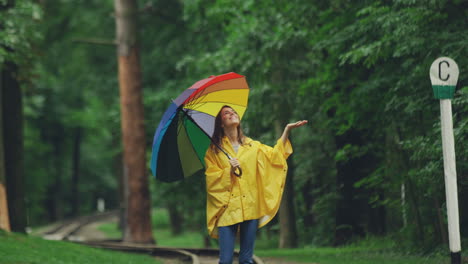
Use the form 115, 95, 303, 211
2, 62, 25, 232
0, 64, 11, 231
115, 0, 154, 244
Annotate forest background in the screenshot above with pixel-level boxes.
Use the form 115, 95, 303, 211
1, 0, 467, 253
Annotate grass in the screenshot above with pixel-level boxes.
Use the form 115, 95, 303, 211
255, 247, 449, 264
97, 209, 455, 263
98, 208, 206, 248
255, 236, 452, 264
0, 230, 161, 264
255, 234, 451, 264
6, 208, 454, 264
98, 222, 205, 248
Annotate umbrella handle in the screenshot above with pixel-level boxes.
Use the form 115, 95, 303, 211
226, 154, 242, 177
233, 166, 242, 177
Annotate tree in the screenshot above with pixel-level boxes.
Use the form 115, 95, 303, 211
2, 62, 25, 233
0, 0, 43, 231
0, 65, 11, 232
114, 0, 154, 243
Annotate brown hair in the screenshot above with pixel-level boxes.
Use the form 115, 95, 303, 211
211, 106, 246, 153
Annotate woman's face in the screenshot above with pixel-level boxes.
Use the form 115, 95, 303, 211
220, 107, 239, 128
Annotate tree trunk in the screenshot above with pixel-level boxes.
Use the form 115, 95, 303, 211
435, 196, 448, 246
114, 0, 154, 244
71, 127, 82, 216
368, 191, 386, 235
167, 203, 183, 235
333, 130, 367, 245
407, 178, 424, 242
276, 120, 298, 248
271, 66, 298, 248
301, 179, 315, 228
51, 131, 65, 220
0, 64, 11, 232
2, 62, 25, 232
115, 144, 125, 233
279, 158, 298, 248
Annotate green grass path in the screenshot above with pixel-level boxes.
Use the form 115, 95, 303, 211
98, 209, 453, 264
0, 231, 160, 264
255, 248, 449, 264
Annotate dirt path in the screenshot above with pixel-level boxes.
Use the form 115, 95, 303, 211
69, 215, 118, 241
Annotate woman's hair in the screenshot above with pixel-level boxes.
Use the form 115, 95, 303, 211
211, 105, 246, 153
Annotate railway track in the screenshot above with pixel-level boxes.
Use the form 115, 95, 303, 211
80, 240, 264, 264
38, 212, 264, 264
39, 211, 118, 241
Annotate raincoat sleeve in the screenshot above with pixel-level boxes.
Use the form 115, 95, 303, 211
256, 138, 293, 227
258, 138, 293, 164
204, 148, 232, 238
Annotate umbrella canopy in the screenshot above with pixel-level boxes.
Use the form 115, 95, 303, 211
150, 72, 250, 182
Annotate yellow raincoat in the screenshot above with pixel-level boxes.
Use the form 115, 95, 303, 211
204, 136, 293, 238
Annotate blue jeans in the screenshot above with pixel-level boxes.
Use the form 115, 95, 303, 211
218, 219, 258, 264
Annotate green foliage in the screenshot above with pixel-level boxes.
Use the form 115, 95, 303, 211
5, 0, 467, 252
0, 0, 42, 65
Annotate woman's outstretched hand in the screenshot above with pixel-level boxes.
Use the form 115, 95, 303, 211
281, 120, 308, 144
285, 120, 308, 131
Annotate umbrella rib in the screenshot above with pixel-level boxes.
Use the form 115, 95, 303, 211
176, 111, 186, 137
187, 78, 247, 103
184, 92, 249, 113
183, 87, 209, 107
181, 109, 231, 159
186, 100, 247, 108
183, 101, 247, 115
184, 87, 248, 108
181, 117, 207, 169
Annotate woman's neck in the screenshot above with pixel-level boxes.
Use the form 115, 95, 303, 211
224, 127, 239, 145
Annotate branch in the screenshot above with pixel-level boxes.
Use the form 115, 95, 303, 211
72, 38, 116, 46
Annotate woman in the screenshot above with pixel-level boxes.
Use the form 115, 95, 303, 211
205, 105, 307, 264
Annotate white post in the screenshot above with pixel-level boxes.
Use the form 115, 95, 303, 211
440, 99, 461, 255
97, 198, 105, 213
430, 57, 460, 264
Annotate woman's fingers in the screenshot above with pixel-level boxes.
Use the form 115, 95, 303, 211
287, 120, 308, 129
229, 158, 240, 168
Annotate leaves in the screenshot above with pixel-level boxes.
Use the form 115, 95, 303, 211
3, 0, 466, 249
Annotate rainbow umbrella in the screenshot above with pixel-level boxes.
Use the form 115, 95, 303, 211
150, 72, 250, 182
